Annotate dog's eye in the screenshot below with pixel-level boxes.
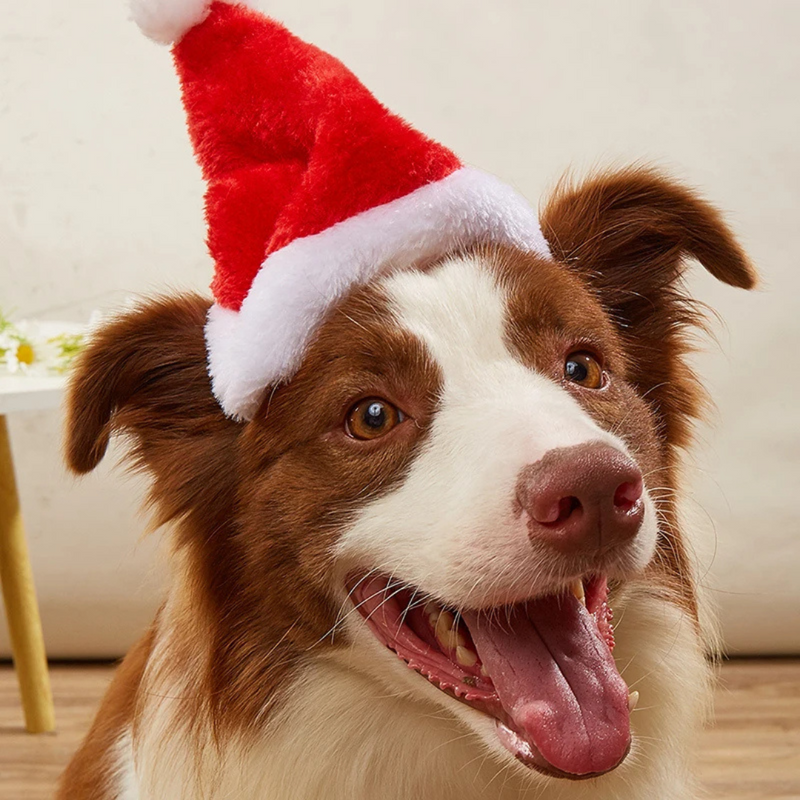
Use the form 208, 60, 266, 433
346, 398, 404, 440
564, 352, 604, 389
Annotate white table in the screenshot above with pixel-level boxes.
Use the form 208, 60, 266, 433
0, 375, 66, 413
0, 374, 60, 732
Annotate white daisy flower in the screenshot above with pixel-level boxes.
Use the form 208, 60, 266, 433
0, 310, 88, 376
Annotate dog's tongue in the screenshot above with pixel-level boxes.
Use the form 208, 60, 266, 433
463, 593, 630, 777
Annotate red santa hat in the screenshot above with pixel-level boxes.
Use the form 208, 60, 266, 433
131, 0, 550, 419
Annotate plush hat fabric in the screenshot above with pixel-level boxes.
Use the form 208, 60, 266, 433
131, 0, 551, 419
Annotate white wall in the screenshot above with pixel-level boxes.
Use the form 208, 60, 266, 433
2, 0, 798, 657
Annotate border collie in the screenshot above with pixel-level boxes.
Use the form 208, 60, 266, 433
59, 167, 755, 799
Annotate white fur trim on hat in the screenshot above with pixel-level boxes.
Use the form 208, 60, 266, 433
130, 0, 262, 45
205, 166, 551, 420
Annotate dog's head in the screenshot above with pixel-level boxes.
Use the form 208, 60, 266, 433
66, 168, 754, 781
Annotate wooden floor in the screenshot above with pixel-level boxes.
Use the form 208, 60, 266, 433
0, 660, 798, 799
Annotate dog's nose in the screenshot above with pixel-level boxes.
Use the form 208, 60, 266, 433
517, 442, 644, 555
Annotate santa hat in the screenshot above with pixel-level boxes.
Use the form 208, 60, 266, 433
131, 0, 550, 420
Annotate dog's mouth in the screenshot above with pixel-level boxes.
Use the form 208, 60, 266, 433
348, 574, 634, 780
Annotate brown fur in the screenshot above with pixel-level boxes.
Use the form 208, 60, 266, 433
59, 166, 755, 797
58, 630, 154, 798
540, 166, 756, 456
60, 288, 443, 795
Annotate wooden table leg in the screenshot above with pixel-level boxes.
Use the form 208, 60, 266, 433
0, 415, 55, 733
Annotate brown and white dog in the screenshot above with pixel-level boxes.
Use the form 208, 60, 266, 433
59, 167, 755, 799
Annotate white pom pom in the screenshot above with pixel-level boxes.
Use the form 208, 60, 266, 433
130, 0, 214, 45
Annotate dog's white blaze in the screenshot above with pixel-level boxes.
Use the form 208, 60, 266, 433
336, 254, 657, 606
382, 254, 512, 383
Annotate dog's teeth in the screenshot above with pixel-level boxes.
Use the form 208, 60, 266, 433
480, 663, 490, 677
424, 602, 440, 626
456, 646, 477, 667
571, 579, 586, 605
628, 691, 639, 712
435, 610, 466, 650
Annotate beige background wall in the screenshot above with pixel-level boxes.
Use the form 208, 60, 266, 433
2, 0, 798, 657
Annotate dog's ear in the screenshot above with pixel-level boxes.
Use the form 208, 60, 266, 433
65, 294, 240, 525
541, 166, 757, 451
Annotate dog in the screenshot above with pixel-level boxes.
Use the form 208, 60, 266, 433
58, 167, 755, 799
